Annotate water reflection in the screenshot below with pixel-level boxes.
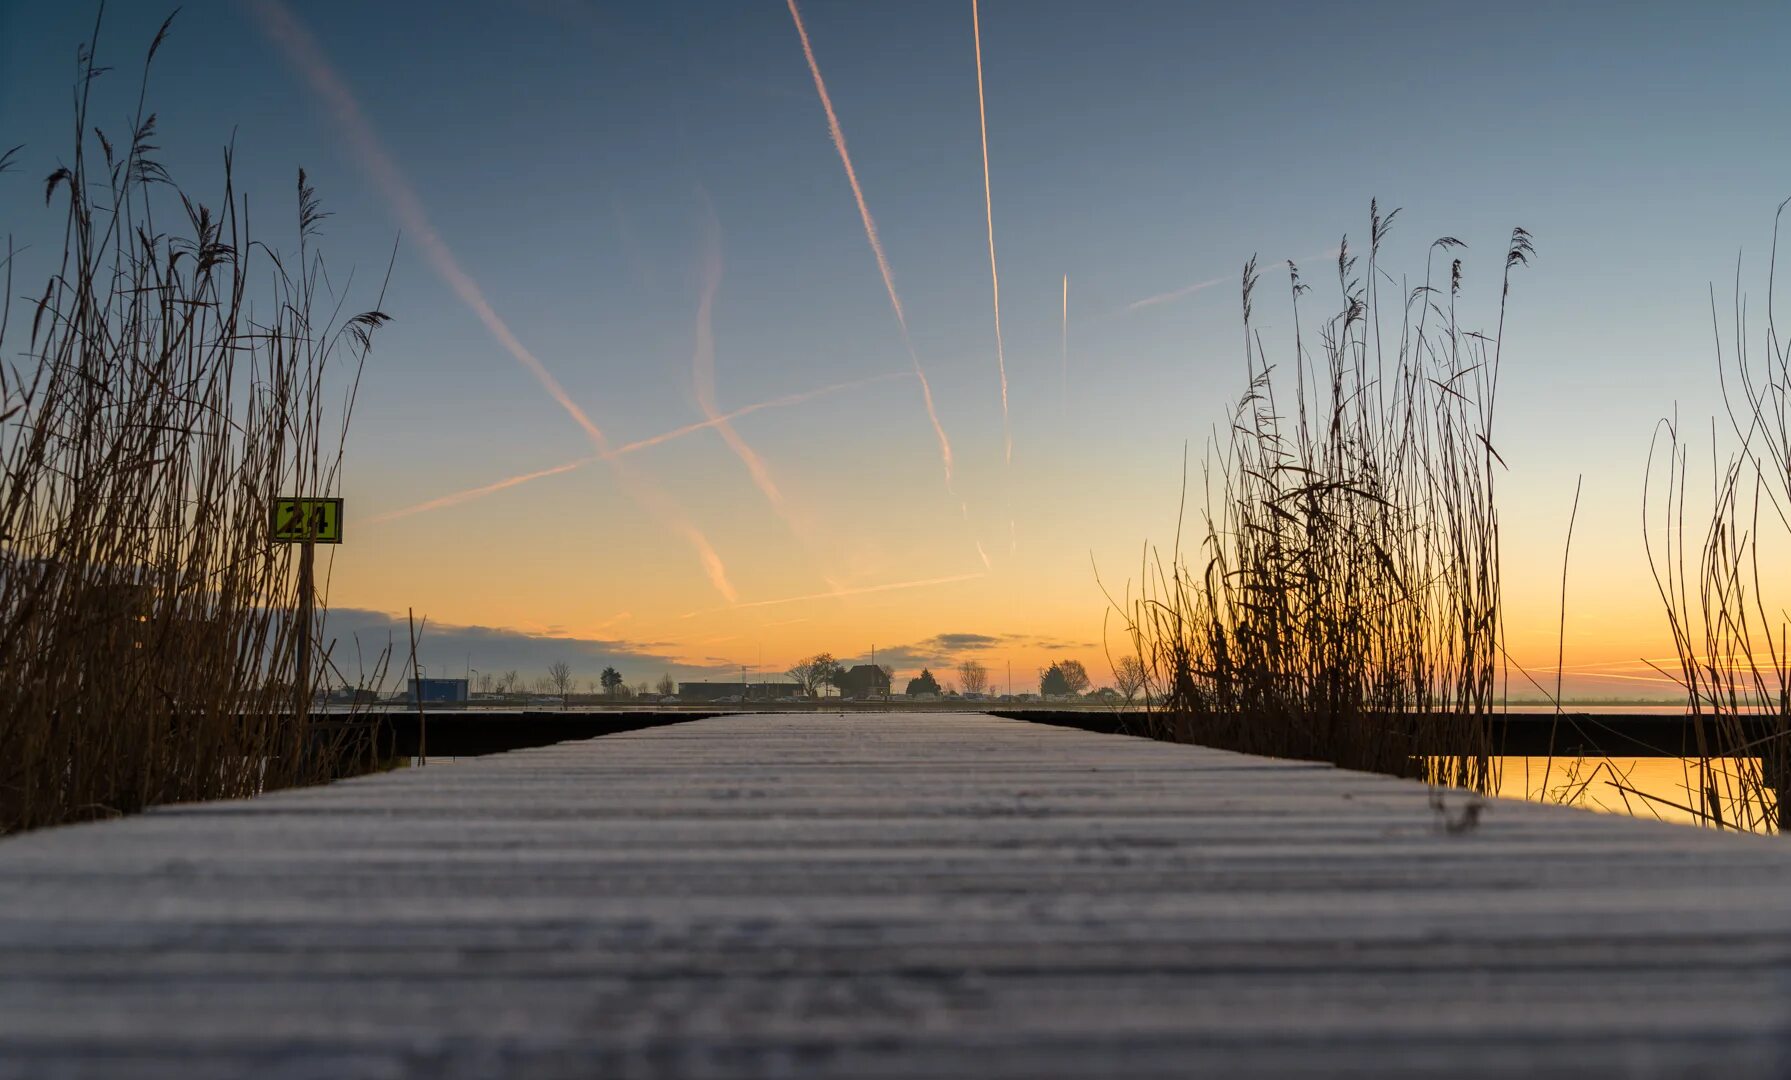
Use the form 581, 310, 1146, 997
1494, 755, 1777, 833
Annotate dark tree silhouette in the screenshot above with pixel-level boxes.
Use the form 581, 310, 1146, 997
600, 666, 624, 697
1039, 663, 1071, 697
906, 669, 942, 697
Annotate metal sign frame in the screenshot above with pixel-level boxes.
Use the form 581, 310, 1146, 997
271, 497, 344, 544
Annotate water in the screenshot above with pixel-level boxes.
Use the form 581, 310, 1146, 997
1493, 754, 1777, 832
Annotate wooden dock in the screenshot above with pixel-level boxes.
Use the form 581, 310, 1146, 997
3, 712, 1790, 1077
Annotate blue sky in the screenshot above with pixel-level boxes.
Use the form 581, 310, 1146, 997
4, 1, 1789, 693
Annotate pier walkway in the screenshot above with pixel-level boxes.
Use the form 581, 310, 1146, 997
4, 713, 1791, 1077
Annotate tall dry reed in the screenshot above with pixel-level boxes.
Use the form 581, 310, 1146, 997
0, 13, 389, 834
1644, 200, 1791, 832
1111, 204, 1530, 793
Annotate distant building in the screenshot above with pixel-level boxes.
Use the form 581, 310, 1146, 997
834, 664, 891, 699
407, 678, 468, 705
676, 681, 799, 702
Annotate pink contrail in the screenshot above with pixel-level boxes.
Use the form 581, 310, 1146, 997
786, 0, 955, 486
370, 373, 907, 524
971, 0, 1011, 466
682, 571, 984, 618
252, 0, 737, 600
692, 196, 786, 513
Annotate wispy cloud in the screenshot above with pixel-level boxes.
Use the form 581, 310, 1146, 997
252, 0, 737, 601
786, 0, 955, 488
682, 572, 984, 618
369, 372, 906, 524
971, 0, 1011, 468
1126, 275, 1228, 312
1060, 274, 1069, 414
867, 631, 1101, 676
691, 192, 796, 527
1124, 248, 1343, 314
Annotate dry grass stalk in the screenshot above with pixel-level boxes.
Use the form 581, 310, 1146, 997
0, 13, 389, 834
1110, 203, 1531, 793
1644, 200, 1791, 832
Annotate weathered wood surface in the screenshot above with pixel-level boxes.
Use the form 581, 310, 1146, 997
3, 713, 1790, 1078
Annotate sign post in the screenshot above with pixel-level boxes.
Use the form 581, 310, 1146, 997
271, 498, 343, 721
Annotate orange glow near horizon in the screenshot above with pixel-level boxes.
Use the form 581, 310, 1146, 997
253, 0, 737, 602
226, 3, 1776, 704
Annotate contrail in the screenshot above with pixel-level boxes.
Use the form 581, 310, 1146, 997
252, 0, 737, 600
1061, 274, 1068, 414
786, 0, 955, 486
370, 457, 597, 524
682, 571, 984, 618
1127, 275, 1228, 312
371, 374, 906, 524
1127, 249, 1343, 314
692, 195, 787, 513
971, 0, 1011, 465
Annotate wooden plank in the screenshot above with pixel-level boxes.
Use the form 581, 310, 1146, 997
2, 713, 1789, 1077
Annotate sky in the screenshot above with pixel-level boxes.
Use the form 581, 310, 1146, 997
4, 0, 1790, 698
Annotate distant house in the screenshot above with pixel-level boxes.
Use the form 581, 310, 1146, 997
407, 678, 468, 705
834, 664, 891, 699
677, 681, 799, 702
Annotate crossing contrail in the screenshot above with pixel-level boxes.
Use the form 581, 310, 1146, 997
692, 195, 788, 518
786, 0, 955, 487
971, 0, 1011, 466
370, 373, 907, 524
251, 0, 738, 600
682, 571, 984, 618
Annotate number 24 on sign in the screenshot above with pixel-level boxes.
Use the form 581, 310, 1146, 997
271, 498, 343, 544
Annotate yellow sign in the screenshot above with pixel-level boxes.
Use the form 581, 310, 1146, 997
271, 497, 344, 544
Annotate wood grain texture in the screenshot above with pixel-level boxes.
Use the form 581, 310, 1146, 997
3, 713, 1789, 1078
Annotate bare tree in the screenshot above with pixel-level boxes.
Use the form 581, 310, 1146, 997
1058, 659, 1092, 696
474, 671, 495, 695
498, 670, 519, 695
1112, 655, 1147, 705
547, 661, 574, 706
655, 672, 676, 697
786, 653, 839, 698
956, 659, 990, 696
532, 675, 553, 696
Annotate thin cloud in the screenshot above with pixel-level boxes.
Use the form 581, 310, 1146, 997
252, 0, 737, 601
1124, 249, 1342, 314
1126, 275, 1228, 312
971, 0, 1011, 467
786, 0, 955, 488
691, 194, 789, 516
681, 572, 984, 618
1060, 274, 1069, 414
370, 373, 906, 524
